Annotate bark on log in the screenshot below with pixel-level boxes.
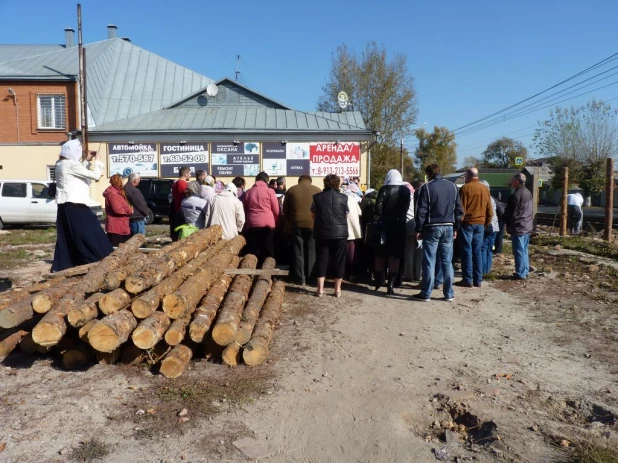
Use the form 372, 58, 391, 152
164, 313, 191, 346
99, 289, 132, 315
235, 257, 276, 346
32, 279, 78, 314
189, 257, 240, 343
222, 342, 242, 366
163, 236, 246, 319
0, 330, 27, 356
243, 280, 285, 366
32, 234, 145, 347
67, 293, 103, 328
42, 262, 97, 279
159, 344, 193, 379
87, 310, 138, 353
125, 226, 222, 294
131, 312, 171, 350
78, 319, 98, 341
104, 239, 184, 290
211, 254, 258, 346
131, 239, 229, 319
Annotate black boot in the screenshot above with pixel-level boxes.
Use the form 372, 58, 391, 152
374, 271, 385, 291
387, 275, 396, 296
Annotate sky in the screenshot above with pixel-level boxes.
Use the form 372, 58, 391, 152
1, 0, 617, 165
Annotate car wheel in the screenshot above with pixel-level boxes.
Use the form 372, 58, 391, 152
0, 217, 4, 230
145, 208, 155, 225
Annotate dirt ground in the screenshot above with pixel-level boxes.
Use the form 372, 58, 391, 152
1, 228, 617, 463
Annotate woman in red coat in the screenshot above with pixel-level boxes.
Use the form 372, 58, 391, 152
103, 174, 133, 247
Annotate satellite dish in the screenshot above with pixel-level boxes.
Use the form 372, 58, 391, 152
206, 83, 219, 98
337, 91, 349, 109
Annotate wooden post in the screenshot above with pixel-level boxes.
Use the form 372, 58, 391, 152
77, 4, 88, 156
604, 158, 614, 242
559, 167, 569, 236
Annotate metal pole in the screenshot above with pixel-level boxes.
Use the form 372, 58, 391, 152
559, 167, 568, 236
400, 137, 404, 175
604, 158, 614, 241
77, 4, 88, 158
367, 142, 371, 188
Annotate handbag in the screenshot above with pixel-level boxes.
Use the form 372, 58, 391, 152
365, 222, 387, 247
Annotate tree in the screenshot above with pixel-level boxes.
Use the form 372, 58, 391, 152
534, 100, 618, 196
481, 137, 528, 168
317, 42, 419, 183
370, 144, 418, 188
414, 126, 458, 174
463, 156, 483, 169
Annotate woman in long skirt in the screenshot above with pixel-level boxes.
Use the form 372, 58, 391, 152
51, 139, 112, 272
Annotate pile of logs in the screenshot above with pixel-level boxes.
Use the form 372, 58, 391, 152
0, 226, 286, 378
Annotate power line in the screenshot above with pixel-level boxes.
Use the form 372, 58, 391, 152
456, 124, 537, 151
452, 53, 618, 133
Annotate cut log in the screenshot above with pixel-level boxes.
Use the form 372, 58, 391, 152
222, 342, 242, 366
32, 279, 78, 314
62, 344, 93, 370
78, 319, 98, 341
189, 257, 240, 343
131, 239, 230, 319
164, 313, 191, 346
19, 332, 37, 354
159, 344, 193, 379
235, 257, 276, 346
243, 280, 285, 366
0, 330, 28, 356
162, 236, 246, 319
0, 296, 35, 329
87, 310, 138, 353
42, 262, 97, 279
32, 234, 145, 347
131, 312, 171, 350
67, 293, 103, 328
224, 269, 288, 276
99, 289, 132, 315
124, 226, 222, 294
211, 254, 258, 346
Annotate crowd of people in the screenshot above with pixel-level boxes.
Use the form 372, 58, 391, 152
51, 140, 534, 303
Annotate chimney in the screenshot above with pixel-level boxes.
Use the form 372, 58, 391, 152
107, 24, 118, 39
64, 28, 75, 48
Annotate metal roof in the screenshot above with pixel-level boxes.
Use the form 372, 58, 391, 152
0, 44, 65, 64
90, 106, 368, 135
0, 38, 213, 127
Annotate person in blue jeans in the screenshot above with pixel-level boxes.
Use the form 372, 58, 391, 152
457, 168, 493, 288
479, 180, 500, 275
503, 173, 533, 279
412, 163, 463, 302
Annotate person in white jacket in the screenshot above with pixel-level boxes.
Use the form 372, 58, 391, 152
51, 139, 112, 272
207, 183, 245, 240
344, 190, 363, 280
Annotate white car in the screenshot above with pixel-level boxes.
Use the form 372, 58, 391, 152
0, 180, 104, 229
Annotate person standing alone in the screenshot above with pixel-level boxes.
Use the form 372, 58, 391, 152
123, 173, 149, 235
503, 173, 533, 280
458, 168, 493, 288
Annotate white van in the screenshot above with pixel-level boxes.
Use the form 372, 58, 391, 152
0, 180, 104, 229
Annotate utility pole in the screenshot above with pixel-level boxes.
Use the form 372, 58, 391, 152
400, 137, 404, 175
77, 4, 88, 157
559, 167, 569, 236
604, 158, 614, 241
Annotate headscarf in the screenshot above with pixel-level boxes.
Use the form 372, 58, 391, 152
215, 181, 225, 194
110, 174, 127, 200
384, 169, 403, 186
205, 175, 215, 187
479, 180, 490, 189
402, 181, 415, 195
226, 182, 238, 197
186, 181, 201, 196
347, 181, 362, 197
60, 139, 82, 162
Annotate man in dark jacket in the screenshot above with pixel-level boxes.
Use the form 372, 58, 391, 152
412, 163, 463, 302
283, 175, 322, 285
123, 173, 149, 235
503, 173, 533, 279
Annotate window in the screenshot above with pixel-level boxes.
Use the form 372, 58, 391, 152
32, 183, 49, 199
37, 94, 66, 129
47, 165, 56, 181
1, 183, 27, 198
154, 182, 172, 196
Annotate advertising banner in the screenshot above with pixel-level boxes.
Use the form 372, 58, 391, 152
211, 142, 260, 177
108, 143, 158, 177
159, 142, 209, 177
262, 142, 310, 177
309, 142, 360, 178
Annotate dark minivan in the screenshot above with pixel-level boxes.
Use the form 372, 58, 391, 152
137, 179, 174, 224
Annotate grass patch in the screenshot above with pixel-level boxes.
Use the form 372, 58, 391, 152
0, 227, 56, 246
532, 235, 618, 260
69, 438, 110, 462
560, 441, 618, 463
0, 249, 32, 270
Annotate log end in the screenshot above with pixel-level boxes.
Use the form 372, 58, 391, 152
88, 322, 121, 353
242, 342, 268, 367
164, 331, 183, 347
222, 343, 241, 366
160, 345, 192, 379
131, 298, 155, 319
32, 320, 65, 347
32, 295, 52, 314
131, 327, 157, 350
211, 324, 235, 347
162, 294, 187, 320
124, 277, 145, 295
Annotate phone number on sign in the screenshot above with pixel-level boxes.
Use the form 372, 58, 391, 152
161, 154, 207, 164
310, 166, 359, 176
111, 154, 155, 163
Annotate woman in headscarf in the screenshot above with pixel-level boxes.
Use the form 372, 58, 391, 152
181, 181, 208, 229
103, 174, 133, 247
208, 183, 246, 239
199, 175, 216, 204
51, 139, 113, 272
373, 169, 411, 296
397, 181, 417, 285
342, 183, 363, 280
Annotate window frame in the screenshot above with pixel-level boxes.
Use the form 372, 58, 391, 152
36, 94, 67, 130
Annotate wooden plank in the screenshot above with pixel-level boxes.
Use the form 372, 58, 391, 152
224, 269, 289, 276
42, 262, 97, 280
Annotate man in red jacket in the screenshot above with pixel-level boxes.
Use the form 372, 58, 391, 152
169, 166, 191, 241
242, 172, 280, 264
